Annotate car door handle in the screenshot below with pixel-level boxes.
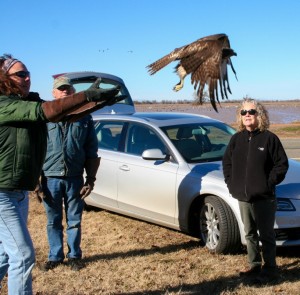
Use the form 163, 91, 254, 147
119, 165, 130, 171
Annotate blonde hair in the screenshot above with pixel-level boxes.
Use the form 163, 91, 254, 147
236, 98, 270, 132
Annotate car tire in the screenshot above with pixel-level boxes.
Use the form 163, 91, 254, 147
199, 195, 241, 254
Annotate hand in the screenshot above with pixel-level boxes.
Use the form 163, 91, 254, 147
29, 182, 46, 203
85, 78, 121, 102
80, 183, 94, 199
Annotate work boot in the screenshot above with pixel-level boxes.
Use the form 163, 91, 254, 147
41, 260, 63, 272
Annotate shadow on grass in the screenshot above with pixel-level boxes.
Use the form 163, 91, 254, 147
83, 240, 201, 263
111, 266, 300, 295
81, 242, 300, 295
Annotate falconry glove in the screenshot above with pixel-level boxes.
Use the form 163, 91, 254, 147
85, 78, 121, 102
42, 78, 121, 123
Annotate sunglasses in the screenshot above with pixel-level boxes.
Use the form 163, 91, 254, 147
8, 71, 30, 78
240, 109, 257, 116
57, 85, 72, 91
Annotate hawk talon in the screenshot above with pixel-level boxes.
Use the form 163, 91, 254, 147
173, 84, 183, 92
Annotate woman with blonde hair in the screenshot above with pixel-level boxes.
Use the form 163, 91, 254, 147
223, 98, 288, 284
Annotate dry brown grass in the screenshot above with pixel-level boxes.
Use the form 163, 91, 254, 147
1, 197, 300, 294
269, 122, 300, 138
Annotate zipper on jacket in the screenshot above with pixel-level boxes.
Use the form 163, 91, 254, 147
244, 132, 252, 198
60, 122, 68, 176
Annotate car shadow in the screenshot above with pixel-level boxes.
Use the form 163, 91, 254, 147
110, 266, 300, 294
82, 239, 200, 263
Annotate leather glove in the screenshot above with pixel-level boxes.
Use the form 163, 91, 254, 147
80, 178, 95, 199
85, 78, 121, 102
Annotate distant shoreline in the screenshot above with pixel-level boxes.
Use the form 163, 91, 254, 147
135, 100, 300, 125
135, 101, 300, 138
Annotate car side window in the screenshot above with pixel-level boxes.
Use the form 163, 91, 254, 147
125, 124, 166, 156
94, 121, 125, 151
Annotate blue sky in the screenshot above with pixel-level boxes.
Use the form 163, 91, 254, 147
2, 0, 300, 102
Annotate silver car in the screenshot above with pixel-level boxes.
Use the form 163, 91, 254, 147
64, 72, 300, 254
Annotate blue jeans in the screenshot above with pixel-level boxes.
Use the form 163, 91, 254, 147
0, 190, 35, 295
42, 176, 84, 261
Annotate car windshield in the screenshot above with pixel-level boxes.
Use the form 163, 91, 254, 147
161, 122, 236, 163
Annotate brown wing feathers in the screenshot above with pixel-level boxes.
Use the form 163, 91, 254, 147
147, 34, 237, 112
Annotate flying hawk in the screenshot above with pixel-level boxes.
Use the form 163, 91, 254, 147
147, 33, 237, 112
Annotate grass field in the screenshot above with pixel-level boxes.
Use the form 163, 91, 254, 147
13, 198, 300, 294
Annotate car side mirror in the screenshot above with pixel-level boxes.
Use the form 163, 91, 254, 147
142, 149, 169, 161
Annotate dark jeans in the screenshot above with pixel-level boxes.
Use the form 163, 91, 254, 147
42, 176, 84, 261
238, 198, 277, 270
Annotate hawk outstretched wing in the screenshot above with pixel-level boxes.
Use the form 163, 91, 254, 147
147, 33, 237, 112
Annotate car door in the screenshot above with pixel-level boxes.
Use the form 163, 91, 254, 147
87, 121, 125, 209
117, 123, 179, 225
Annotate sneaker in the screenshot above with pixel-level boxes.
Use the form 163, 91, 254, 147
68, 258, 85, 271
239, 265, 261, 276
41, 260, 63, 272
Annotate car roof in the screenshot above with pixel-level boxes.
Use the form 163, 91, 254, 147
93, 112, 224, 127
53, 71, 136, 115
53, 71, 125, 85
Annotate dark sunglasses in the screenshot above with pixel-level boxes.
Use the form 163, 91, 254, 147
57, 85, 72, 91
240, 109, 257, 116
8, 71, 30, 78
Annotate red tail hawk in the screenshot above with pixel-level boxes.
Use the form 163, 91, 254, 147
147, 33, 237, 112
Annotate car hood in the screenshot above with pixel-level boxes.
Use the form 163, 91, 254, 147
188, 159, 300, 200
276, 159, 300, 200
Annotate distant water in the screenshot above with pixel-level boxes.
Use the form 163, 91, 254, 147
191, 105, 300, 124
136, 104, 300, 124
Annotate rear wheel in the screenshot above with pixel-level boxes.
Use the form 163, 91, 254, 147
199, 195, 241, 254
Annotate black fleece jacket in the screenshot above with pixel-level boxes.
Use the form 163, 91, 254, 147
222, 129, 289, 202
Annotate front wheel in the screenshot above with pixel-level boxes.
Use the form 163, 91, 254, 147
199, 195, 241, 254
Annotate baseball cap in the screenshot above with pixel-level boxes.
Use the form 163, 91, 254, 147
53, 76, 72, 89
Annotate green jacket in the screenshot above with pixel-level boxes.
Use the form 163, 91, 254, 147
0, 93, 48, 191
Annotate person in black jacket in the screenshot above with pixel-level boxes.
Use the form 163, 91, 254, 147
223, 98, 288, 283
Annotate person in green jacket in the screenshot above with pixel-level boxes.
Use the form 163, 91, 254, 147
0, 53, 121, 295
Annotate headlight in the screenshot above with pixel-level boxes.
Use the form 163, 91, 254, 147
276, 198, 296, 211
